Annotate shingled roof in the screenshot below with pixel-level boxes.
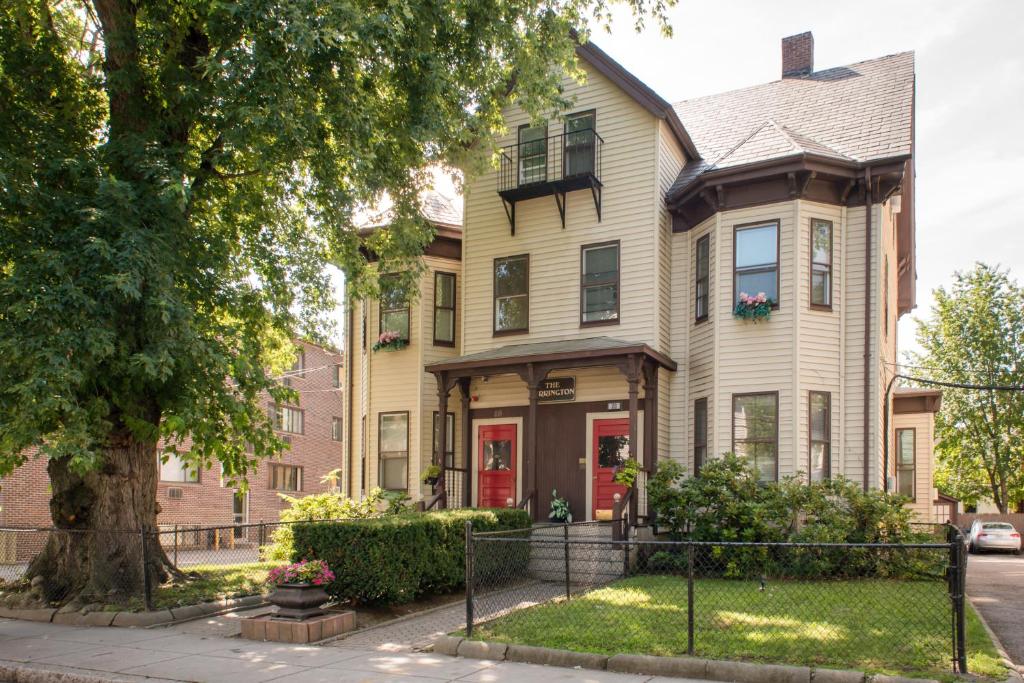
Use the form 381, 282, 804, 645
669, 51, 915, 198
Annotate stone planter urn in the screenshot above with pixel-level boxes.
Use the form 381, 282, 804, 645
269, 583, 329, 621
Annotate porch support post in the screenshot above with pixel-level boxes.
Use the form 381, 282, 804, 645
458, 377, 472, 507
434, 371, 456, 507
642, 360, 659, 473
623, 355, 642, 465
518, 362, 546, 518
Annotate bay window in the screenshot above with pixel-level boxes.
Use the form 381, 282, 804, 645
734, 223, 779, 306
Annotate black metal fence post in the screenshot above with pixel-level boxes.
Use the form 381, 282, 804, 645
563, 523, 571, 600
465, 521, 475, 637
172, 523, 178, 568
948, 527, 968, 674
140, 529, 154, 611
687, 541, 695, 656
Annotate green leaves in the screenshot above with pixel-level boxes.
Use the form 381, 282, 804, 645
909, 263, 1024, 511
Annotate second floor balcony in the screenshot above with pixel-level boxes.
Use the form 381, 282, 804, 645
497, 127, 604, 233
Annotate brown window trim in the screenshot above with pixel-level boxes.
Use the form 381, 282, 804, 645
433, 271, 457, 347
695, 234, 710, 323
268, 463, 303, 492
269, 402, 305, 435
731, 391, 780, 482
492, 254, 530, 336
733, 220, 781, 311
694, 397, 708, 475
808, 391, 831, 481
809, 218, 834, 311
518, 123, 548, 185
579, 240, 620, 328
378, 274, 410, 342
361, 301, 367, 353
432, 411, 455, 467
378, 410, 410, 492
895, 427, 916, 502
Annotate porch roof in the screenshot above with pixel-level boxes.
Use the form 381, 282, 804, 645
424, 336, 677, 375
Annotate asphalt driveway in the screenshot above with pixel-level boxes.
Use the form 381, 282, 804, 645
967, 552, 1024, 669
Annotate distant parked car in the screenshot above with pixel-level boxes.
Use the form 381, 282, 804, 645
968, 521, 1022, 554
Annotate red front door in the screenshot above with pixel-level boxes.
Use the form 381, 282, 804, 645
478, 424, 516, 509
592, 418, 631, 519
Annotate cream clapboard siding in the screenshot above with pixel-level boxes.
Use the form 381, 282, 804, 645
470, 366, 643, 410
797, 201, 845, 479
715, 204, 797, 476
671, 215, 714, 470
877, 199, 900, 489
417, 256, 466, 498
461, 62, 661, 354
842, 206, 870, 487
893, 411, 938, 522
657, 121, 687, 461
348, 256, 463, 500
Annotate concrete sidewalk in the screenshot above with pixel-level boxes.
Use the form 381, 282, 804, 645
0, 618, 703, 683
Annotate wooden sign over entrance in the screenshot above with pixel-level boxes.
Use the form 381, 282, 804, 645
538, 377, 575, 403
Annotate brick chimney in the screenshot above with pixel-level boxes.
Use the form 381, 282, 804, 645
782, 32, 814, 78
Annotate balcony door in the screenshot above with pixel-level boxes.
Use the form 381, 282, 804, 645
564, 111, 596, 178
478, 424, 517, 509
591, 417, 630, 519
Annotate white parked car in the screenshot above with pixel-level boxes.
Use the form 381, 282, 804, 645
968, 521, 1022, 554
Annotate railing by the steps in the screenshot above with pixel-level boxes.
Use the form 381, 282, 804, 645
517, 489, 535, 516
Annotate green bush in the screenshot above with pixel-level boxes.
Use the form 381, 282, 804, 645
646, 455, 937, 578
291, 508, 530, 605
263, 487, 410, 561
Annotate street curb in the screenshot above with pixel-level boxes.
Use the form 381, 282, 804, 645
966, 595, 1023, 681
432, 638, 941, 683
315, 594, 465, 647
0, 594, 265, 629
0, 659, 158, 682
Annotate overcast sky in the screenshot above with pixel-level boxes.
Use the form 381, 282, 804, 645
595, 0, 1024, 356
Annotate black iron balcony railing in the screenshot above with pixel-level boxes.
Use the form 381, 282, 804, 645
496, 128, 604, 233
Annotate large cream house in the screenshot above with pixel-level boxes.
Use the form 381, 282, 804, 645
342, 32, 949, 525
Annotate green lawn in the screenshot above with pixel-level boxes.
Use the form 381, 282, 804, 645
468, 576, 1005, 681
151, 562, 272, 610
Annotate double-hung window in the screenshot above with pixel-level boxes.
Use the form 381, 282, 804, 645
732, 393, 779, 482
695, 235, 710, 321
332, 417, 343, 442
580, 242, 619, 324
494, 255, 529, 334
694, 398, 708, 474
433, 272, 456, 346
518, 124, 547, 185
332, 363, 342, 388
808, 391, 831, 481
379, 412, 409, 491
810, 219, 833, 308
734, 223, 779, 305
433, 412, 455, 468
379, 275, 410, 342
564, 111, 596, 177
895, 429, 916, 500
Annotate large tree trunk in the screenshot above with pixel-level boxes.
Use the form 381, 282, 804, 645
26, 426, 178, 607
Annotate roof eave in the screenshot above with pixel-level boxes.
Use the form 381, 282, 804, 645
575, 42, 701, 161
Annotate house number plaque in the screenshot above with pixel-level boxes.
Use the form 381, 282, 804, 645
538, 377, 575, 403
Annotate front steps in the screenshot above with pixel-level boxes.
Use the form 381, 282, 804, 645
527, 522, 627, 586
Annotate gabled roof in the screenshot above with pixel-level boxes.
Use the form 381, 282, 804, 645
669, 51, 914, 197
419, 191, 463, 230
576, 42, 700, 161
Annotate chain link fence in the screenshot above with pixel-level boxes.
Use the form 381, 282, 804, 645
0, 519, 354, 610
465, 522, 969, 675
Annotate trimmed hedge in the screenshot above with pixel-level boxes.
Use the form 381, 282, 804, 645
291, 508, 530, 605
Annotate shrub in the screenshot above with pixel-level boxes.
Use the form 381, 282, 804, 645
291, 508, 530, 605
647, 454, 936, 578
263, 487, 410, 561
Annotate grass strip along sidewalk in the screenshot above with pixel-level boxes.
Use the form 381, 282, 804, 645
467, 575, 1005, 682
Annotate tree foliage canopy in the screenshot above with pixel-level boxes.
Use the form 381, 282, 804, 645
908, 263, 1024, 512
0, 0, 673, 483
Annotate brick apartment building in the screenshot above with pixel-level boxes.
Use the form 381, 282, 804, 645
0, 339, 346, 529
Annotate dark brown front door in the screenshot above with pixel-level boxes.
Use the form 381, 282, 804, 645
535, 403, 587, 522
478, 424, 516, 509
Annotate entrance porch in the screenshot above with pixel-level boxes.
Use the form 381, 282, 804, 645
424, 337, 676, 526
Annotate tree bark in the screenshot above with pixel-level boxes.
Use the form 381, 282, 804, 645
26, 425, 178, 606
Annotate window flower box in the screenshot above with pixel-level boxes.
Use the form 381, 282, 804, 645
733, 292, 773, 322
373, 330, 408, 352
